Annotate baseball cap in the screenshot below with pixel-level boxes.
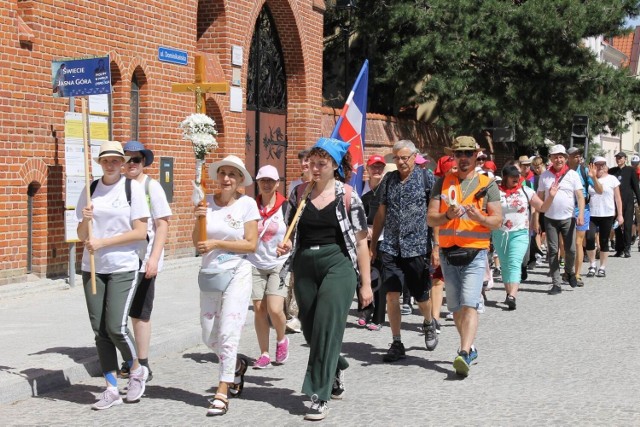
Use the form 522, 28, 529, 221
548, 144, 568, 156
367, 154, 386, 167
631, 155, 640, 164
484, 160, 497, 172
615, 151, 627, 158
415, 154, 427, 165
256, 164, 280, 181
477, 151, 488, 160
567, 147, 582, 156
592, 156, 607, 164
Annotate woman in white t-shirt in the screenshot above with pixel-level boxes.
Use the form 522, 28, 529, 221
75, 140, 150, 410
193, 155, 259, 417
247, 165, 290, 370
585, 157, 624, 278
492, 164, 556, 310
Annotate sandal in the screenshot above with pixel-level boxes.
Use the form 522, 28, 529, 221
228, 356, 248, 398
206, 394, 228, 416
586, 267, 596, 278
596, 268, 606, 278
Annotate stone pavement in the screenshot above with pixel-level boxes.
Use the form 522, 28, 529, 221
1, 250, 640, 425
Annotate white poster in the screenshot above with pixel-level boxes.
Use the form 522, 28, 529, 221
64, 144, 86, 177
90, 143, 104, 177
65, 176, 86, 209
89, 94, 110, 116
230, 87, 243, 112
64, 210, 80, 243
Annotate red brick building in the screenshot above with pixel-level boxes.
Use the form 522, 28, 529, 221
1, 0, 325, 283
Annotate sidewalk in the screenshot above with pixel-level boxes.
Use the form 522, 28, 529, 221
0, 257, 204, 405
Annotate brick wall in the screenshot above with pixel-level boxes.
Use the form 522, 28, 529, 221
0, 0, 324, 284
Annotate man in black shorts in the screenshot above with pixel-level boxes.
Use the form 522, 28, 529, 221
371, 140, 437, 362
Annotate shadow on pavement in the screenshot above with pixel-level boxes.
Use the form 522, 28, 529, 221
182, 351, 219, 364
232, 385, 307, 415
145, 385, 210, 408
33, 382, 101, 405
29, 346, 97, 364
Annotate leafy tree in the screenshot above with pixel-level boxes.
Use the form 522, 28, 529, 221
324, 0, 640, 147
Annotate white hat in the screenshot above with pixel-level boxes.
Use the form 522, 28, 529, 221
548, 144, 568, 157
593, 156, 607, 164
255, 165, 280, 181
208, 155, 253, 187
93, 140, 130, 163
631, 155, 640, 164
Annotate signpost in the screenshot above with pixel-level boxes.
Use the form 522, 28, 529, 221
172, 55, 229, 241
53, 55, 112, 294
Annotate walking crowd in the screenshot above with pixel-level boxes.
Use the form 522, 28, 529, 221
74, 137, 640, 421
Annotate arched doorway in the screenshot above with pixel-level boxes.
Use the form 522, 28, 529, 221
245, 5, 287, 198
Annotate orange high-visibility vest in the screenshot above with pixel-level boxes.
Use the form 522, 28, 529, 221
439, 173, 491, 249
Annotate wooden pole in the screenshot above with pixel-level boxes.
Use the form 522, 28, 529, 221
198, 162, 207, 242
282, 182, 315, 244
81, 98, 97, 294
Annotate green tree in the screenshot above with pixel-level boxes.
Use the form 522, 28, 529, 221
325, 0, 640, 147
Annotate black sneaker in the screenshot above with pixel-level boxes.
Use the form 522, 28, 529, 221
548, 285, 562, 295
624, 249, 631, 258
567, 274, 578, 288
330, 369, 345, 400
521, 266, 528, 282
613, 251, 623, 257
383, 341, 406, 362
424, 319, 438, 351
304, 397, 329, 421
119, 361, 130, 379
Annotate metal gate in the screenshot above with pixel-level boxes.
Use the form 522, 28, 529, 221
245, 6, 287, 198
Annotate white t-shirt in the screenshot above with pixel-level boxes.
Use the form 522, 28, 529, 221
498, 186, 535, 232
75, 176, 150, 274
201, 194, 261, 270
588, 174, 620, 217
247, 200, 289, 269
538, 169, 583, 220
139, 177, 173, 273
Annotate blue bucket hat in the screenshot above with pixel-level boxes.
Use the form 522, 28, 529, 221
122, 140, 154, 167
312, 137, 350, 177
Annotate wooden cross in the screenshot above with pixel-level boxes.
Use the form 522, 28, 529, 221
172, 55, 229, 241
171, 55, 229, 113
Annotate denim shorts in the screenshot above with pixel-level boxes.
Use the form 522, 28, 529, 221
440, 249, 487, 313
575, 209, 590, 232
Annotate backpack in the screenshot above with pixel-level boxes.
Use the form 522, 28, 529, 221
90, 177, 132, 205
295, 182, 352, 213
577, 165, 591, 205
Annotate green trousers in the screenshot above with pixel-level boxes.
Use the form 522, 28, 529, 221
293, 244, 356, 401
82, 271, 139, 373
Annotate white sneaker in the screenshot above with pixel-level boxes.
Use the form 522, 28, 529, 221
92, 388, 123, 410
126, 366, 148, 402
477, 299, 485, 314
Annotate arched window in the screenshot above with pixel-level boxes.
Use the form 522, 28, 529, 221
130, 74, 140, 140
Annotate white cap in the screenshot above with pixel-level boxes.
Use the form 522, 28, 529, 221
593, 156, 607, 164
548, 144, 567, 156
632, 155, 640, 164
256, 164, 280, 181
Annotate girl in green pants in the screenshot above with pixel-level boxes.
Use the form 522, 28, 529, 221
278, 137, 372, 421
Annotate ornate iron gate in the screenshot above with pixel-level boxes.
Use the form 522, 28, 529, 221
245, 6, 287, 198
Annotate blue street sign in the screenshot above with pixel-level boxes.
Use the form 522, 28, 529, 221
52, 56, 111, 98
158, 47, 188, 66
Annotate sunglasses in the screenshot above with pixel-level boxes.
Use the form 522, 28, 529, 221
127, 156, 144, 164
454, 150, 475, 158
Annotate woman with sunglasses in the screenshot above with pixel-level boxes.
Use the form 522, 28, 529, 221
585, 157, 624, 278
492, 164, 556, 310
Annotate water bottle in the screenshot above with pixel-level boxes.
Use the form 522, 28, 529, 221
613, 220, 619, 230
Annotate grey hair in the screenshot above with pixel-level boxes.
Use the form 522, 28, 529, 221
393, 140, 417, 154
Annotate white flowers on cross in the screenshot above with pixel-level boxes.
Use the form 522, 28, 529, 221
180, 113, 218, 160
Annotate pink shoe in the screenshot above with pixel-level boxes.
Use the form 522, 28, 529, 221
356, 317, 367, 327
253, 354, 271, 369
275, 337, 289, 364
366, 322, 382, 331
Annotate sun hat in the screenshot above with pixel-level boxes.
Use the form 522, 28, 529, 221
548, 144, 568, 157
518, 155, 532, 165
593, 156, 607, 164
93, 140, 130, 163
415, 154, 428, 165
444, 136, 482, 154
312, 137, 350, 177
208, 155, 253, 187
367, 154, 386, 166
122, 140, 154, 167
255, 165, 280, 181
